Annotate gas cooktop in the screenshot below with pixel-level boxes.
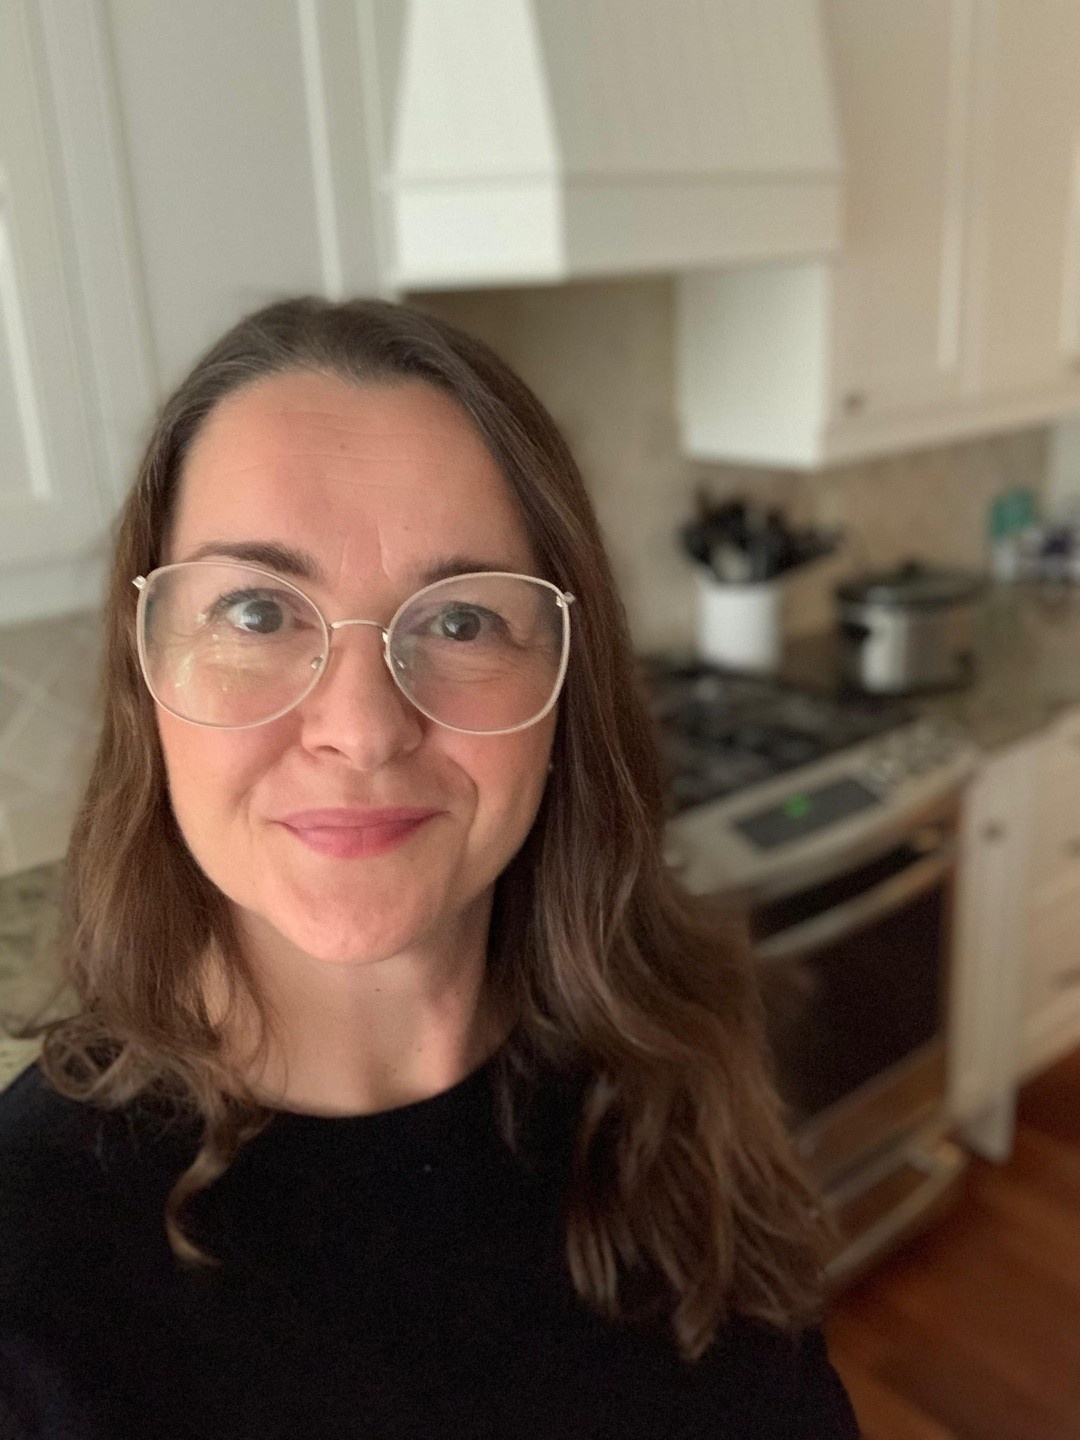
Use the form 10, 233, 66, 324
640, 657, 914, 814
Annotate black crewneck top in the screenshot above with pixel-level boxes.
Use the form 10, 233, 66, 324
0, 1055, 859, 1439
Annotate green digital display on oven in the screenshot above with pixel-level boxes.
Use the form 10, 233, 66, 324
736, 778, 881, 850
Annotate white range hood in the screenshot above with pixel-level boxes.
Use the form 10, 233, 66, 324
374, 0, 845, 290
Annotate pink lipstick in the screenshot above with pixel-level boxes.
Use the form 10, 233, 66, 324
277, 807, 437, 859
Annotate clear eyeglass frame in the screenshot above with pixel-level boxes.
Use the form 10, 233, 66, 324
131, 561, 576, 736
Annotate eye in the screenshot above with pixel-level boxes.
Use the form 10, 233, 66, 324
427, 604, 503, 642
203, 588, 308, 636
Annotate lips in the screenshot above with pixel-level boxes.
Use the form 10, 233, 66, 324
279, 807, 439, 828
276, 806, 439, 860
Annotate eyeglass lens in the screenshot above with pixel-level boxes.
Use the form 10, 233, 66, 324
138, 563, 567, 732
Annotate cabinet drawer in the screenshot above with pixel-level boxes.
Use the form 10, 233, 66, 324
1026, 884, 1080, 1018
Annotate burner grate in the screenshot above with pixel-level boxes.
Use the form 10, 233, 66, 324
640, 657, 911, 812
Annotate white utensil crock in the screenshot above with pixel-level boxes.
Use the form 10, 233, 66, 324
695, 572, 783, 673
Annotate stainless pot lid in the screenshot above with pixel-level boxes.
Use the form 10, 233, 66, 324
836, 559, 986, 608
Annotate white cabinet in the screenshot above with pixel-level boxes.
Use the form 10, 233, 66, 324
0, 0, 384, 627
676, 0, 1080, 468
2, 0, 839, 631
101, 0, 383, 394
1020, 708, 1080, 1075
967, 0, 1080, 400
0, 0, 110, 624
950, 706, 1080, 1161
377, 0, 841, 289
948, 735, 1037, 1159
826, 0, 971, 425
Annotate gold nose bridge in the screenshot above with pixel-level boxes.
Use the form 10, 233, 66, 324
328, 618, 389, 636
321, 617, 393, 671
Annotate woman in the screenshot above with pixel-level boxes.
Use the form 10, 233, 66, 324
0, 298, 859, 1438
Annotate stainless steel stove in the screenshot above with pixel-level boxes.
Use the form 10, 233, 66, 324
642, 657, 975, 899
645, 658, 917, 815
640, 655, 979, 1286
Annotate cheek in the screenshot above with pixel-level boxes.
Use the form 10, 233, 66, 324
450, 724, 553, 854
156, 715, 272, 834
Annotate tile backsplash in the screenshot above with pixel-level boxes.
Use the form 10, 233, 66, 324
414, 278, 1050, 646
0, 275, 1052, 876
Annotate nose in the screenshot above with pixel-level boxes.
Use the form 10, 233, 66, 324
295, 621, 424, 769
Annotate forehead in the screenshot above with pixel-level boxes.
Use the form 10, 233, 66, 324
165, 371, 536, 586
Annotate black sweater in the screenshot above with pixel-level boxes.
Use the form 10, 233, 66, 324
0, 1054, 860, 1440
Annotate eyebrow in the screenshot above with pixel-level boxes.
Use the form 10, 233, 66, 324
178, 540, 526, 589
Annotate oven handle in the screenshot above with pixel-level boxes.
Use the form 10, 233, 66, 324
753, 841, 957, 964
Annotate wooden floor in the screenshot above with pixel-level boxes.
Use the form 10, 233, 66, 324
825, 1046, 1080, 1439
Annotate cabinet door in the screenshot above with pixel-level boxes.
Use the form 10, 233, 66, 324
103, 0, 385, 394
1025, 884, 1080, 1025
1020, 707, 1080, 1073
0, 1, 104, 587
825, 0, 974, 422
1028, 709, 1080, 903
966, 0, 1080, 399
948, 738, 1036, 1124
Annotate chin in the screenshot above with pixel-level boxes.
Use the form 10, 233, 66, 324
245, 882, 454, 966
208, 832, 438, 956
268, 908, 438, 966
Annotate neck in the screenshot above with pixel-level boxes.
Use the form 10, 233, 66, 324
202, 895, 509, 1117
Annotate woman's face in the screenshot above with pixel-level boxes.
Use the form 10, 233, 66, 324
155, 370, 557, 966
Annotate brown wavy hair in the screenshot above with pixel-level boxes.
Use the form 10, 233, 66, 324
9, 296, 834, 1360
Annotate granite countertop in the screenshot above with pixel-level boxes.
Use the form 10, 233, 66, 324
0, 861, 72, 1089
782, 581, 1080, 753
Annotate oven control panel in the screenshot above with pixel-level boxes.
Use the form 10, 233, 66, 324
734, 776, 882, 850
663, 715, 979, 899
858, 717, 969, 792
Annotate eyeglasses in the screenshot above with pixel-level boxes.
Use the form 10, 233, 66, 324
131, 561, 575, 734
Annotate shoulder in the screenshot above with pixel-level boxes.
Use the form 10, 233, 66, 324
0, 1060, 118, 1226
0, 1059, 98, 1159
0, 1061, 187, 1285
659, 1319, 864, 1440
0, 1063, 106, 1302
697, 1317, 861, 1439
0, 1058, 196, 1167
580, 1312, 860, 1438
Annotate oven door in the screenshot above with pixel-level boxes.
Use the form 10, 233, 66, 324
750, 812, 957, 1187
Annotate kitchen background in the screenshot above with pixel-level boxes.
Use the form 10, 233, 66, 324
0, 275, 1056, 873
4, 2, 1080, 1435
